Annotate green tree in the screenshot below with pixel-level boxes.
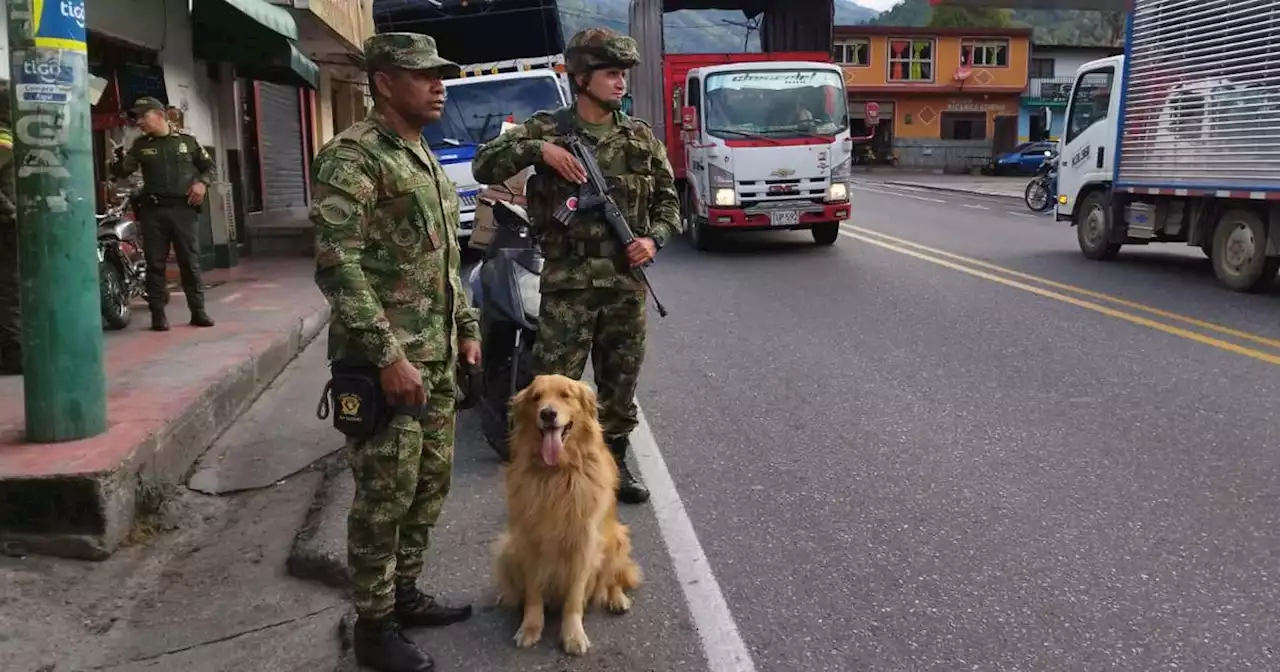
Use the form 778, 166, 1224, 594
928, 7, 1013, 28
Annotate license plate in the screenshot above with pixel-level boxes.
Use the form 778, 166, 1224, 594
771, 210, 799, 226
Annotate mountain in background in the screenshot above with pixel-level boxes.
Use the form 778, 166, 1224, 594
557, 0, 1117, 54
558, 0, 877, 53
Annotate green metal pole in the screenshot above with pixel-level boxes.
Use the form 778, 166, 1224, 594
6, 0, 107, 442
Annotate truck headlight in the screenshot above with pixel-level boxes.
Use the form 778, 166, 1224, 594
512, 262, 541, 320
826, 183, 848, 202
708, 162, 734, 188
826, 154, 852, 203
713, 188, 736, 207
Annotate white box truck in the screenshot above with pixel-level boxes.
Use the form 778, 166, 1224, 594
1056, 0, 1280, 292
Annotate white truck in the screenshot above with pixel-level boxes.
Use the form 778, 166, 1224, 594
674, 58, 853, 250
426, 55, 571, 240
1056, 0, 1280, 292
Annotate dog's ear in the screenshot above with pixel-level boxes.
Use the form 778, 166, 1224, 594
511, 380, 534, 412
575, 381, 599, 419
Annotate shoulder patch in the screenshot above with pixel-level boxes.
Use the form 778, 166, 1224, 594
324, 143, 368, 165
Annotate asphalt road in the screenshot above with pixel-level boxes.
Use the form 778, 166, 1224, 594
151, 180, 1278, 672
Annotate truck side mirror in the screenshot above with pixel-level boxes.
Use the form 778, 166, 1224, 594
681, 105, 698, 132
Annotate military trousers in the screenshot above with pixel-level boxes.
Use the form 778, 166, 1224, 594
0, 217, 20, 357
531, 289, 647, 440
139, 202, 204, 312
347, 361, 457, 619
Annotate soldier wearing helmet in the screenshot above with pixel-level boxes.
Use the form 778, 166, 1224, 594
473, 28, 682, 506
0, 79, 20, 375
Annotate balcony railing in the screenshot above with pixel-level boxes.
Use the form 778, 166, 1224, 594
1025, 76, 1075, 103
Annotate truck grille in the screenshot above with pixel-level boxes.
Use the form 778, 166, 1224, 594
737, 178, 827, 207
459, 192, 478, 209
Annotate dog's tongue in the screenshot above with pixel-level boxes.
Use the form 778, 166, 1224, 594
541, 429, 564, 466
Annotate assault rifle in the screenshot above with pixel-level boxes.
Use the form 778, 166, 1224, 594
552, 134, 669, 318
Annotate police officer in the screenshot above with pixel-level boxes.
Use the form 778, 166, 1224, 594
110, 97, 215, 331
311, 33, 480, 672
472, 28, 682, 505
0, 80, 20, 375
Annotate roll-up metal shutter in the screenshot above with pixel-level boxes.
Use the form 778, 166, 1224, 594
257, 82, 307, 211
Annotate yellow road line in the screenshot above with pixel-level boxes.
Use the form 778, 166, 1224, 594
841, 231, 1280, 366
848, 224, 1280, 351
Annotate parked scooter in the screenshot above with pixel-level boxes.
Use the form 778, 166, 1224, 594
97, 189, 146, 330
465, 192, 542, 460
1024, 149, 1058, 213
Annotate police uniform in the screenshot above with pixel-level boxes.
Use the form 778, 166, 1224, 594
110, 97, 215, 331
472, 28, 682, 505
310, 32, 476, 672
0, 84, 20, 375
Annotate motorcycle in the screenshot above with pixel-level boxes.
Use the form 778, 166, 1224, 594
465, 190, 542, 461
97, 190, 146, 330
1024, 149, 1058, 213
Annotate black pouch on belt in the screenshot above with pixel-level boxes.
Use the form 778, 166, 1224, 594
316, 359, 396, 439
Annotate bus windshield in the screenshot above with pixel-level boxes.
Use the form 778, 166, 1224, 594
424, 74, 564, 149
703, 69, 849, 140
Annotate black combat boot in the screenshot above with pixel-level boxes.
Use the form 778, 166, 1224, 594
150, 309, 169, 332
607, 436, 650, 504
394, 585, 473, 629
352, 615, 435, 672
189, 309, 215, 327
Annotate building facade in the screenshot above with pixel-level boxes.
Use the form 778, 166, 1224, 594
834, 25, 1032, 170
1018, 44, 1123, 143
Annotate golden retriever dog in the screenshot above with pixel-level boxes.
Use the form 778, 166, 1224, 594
493, 374, 642, 655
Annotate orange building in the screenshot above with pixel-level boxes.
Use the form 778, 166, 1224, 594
833, 25, 1032, 169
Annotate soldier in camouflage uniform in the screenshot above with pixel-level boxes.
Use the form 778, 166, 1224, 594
311, 32, 479, 672
472, 28, 682, 505
0, 80, 20, 375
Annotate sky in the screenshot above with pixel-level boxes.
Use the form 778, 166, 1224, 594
858, 0, 903, 9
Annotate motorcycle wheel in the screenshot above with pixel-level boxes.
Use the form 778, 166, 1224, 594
479, 324, 535, 461
100, 260, 132, 330
1024, 177, 1051, 213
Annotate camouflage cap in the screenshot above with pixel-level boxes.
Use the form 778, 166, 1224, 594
129, 97, 166, 114
565, 28, 641, 75
364, 32, 461, 79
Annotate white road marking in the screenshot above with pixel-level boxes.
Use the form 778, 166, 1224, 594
962, 203, 989, 210
631, 405, 758, 672
220, 292, 242, 303
851, 184, 946, 203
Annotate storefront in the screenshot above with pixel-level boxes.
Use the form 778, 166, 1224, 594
881, 94, 1022, 170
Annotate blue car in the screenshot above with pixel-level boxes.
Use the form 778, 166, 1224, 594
989, 141, 1056, 176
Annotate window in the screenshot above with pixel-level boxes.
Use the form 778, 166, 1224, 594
833, 39, 870, 67
961, 39, 1009, 68
1030, 58, 1054, 78
941, 111, 987, 140
888, 38, 934, 82
1065, 67, 1115, 143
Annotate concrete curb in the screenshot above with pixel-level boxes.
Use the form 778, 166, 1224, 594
286, 453, 353, 589
0, 305, 331, 560
883, 180, 1025, 202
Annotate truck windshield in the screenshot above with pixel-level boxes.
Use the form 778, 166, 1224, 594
424, 75, 563, 149
703, 69, 849, 140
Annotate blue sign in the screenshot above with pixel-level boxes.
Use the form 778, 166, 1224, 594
15, 51, 75, 104
33, 0, 87, 52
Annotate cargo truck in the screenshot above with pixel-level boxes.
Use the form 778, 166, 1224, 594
627, 0, 848, 249
1056, 0, 1280, 292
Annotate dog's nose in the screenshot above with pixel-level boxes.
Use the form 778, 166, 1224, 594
539, 407, 557, 424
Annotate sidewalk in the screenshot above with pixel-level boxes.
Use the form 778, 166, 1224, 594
862, 171, 1030, 200
0, 258, 329, 560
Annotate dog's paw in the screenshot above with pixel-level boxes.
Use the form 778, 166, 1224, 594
607, 591, 633, 614
514, 621, 543, 648
561, 623, 591, 656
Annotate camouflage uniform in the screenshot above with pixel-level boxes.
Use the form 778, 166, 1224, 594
471, 28, 681, 504
0, 84, 19, 375
110, 97, 216, 331
311, 31, 476, 672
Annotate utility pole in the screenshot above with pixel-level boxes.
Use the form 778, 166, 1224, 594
6, 0, 107, 442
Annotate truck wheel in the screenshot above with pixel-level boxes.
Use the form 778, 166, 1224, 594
812, 222, 839, 245
1075, 190, 1121, 260
1210, 209, 1280, 293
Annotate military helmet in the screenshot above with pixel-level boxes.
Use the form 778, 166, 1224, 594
564, 28, 641, 75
